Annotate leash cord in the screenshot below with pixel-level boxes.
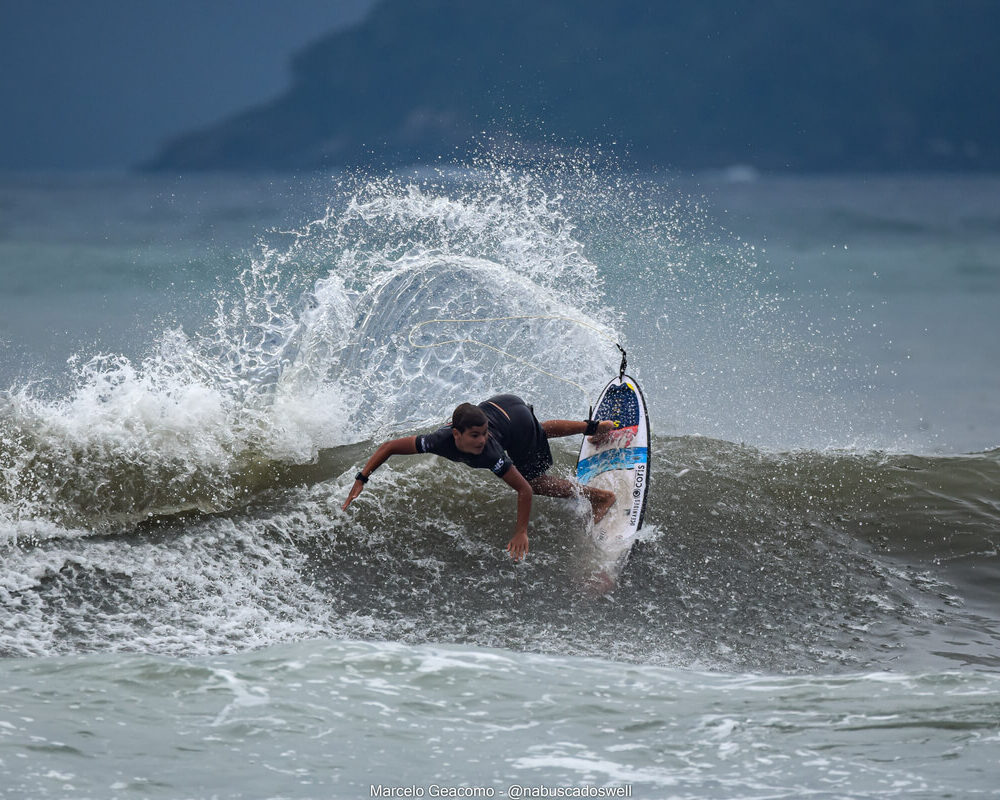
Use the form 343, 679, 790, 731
407, 315, 627, 401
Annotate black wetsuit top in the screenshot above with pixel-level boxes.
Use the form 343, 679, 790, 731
415, 394, 553, 481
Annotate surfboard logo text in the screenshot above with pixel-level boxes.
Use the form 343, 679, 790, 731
629, 463, 646, 527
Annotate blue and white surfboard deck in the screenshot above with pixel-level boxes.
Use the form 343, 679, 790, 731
576, 374, 650, 566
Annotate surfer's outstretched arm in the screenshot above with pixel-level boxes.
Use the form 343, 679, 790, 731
501, 466, 533, 562
342, 436, 418, 510
541, 419, 617, 439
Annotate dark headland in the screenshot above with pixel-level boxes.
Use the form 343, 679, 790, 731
144, 0, 1000, 173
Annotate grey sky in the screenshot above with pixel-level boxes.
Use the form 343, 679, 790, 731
0, 0, 376, 171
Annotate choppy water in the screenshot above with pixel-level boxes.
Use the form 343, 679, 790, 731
1, 163, 998, 798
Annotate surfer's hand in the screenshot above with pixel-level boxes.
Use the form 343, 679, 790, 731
506, 530, 529, 561
342, 480, 364, 511
587, 420, 619, 444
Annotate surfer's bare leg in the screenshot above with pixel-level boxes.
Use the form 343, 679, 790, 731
529, 474, 616, 524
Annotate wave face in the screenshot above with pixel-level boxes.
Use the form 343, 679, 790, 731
1, 163, 998, 672
2, 434, 998, 671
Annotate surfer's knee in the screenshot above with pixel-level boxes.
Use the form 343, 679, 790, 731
587, 487, 615, 511
590, 488, 615, 524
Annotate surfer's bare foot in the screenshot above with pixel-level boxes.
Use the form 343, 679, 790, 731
584, 568, 616, 596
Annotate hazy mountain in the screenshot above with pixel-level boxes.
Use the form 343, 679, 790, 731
144, 0, 1000, 172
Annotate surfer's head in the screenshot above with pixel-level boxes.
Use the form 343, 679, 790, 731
451, 403, 487, 432
451, 403, 489, 454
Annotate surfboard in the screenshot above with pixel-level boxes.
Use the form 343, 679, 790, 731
576, 374, 650, 565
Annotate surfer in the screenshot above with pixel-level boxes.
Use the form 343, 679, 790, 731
342, 395, 617, 561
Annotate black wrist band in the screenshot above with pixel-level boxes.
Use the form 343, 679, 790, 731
355, 471, 369, 484
584, 419, 600, 436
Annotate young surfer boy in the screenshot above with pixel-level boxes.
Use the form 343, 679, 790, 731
342, 394, 617, 560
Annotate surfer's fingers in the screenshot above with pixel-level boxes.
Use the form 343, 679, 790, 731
587, 422, 616, 443
342, 483, 363, 510
506, 539, 528, 561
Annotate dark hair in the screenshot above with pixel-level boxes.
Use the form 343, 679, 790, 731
452, 402, 487, 432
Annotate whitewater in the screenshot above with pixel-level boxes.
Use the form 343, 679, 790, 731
1, 162, 998, 798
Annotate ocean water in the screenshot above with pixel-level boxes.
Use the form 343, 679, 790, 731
1, 163, 998, 799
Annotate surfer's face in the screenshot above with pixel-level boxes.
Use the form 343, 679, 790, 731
453, 423, 488, 455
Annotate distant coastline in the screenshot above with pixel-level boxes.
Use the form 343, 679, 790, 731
144, 0, 1000, 173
